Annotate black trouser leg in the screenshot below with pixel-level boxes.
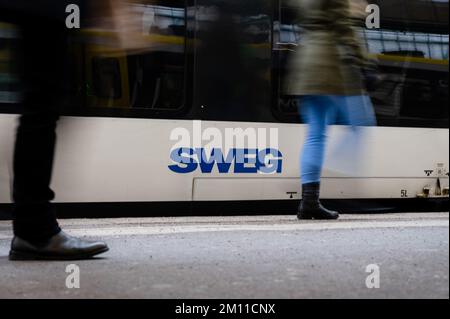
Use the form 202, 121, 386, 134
12, 18, 68, 240
13, 111, 61, 240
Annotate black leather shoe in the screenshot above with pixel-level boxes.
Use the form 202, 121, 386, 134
298, 182, 339, 220
9, 231, 109, 261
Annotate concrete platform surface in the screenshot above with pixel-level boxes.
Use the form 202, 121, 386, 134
0, 213, 448, 299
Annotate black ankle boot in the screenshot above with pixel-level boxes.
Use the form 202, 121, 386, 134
298, 182, 339, 220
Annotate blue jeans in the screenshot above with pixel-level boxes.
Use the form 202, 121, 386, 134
299, 95, 376, 185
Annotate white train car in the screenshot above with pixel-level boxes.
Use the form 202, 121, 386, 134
0, 0, 448, 217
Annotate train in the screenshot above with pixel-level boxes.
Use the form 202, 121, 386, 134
0, 0, 448, 217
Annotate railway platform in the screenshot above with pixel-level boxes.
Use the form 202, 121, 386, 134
0, 212, 448, 299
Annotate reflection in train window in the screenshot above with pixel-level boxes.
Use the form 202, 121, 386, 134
272, 6, 302, 121
362, 29, 449, 60
273, 1, 449, 128
85, 0, 187, 112
361, 27, 449, 127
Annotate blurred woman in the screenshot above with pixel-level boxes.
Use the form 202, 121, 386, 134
284, 0, 376, 220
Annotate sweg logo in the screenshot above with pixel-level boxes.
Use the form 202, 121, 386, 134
168, 121, 282, 174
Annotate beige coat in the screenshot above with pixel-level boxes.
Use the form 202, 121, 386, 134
284, 0, 368, 96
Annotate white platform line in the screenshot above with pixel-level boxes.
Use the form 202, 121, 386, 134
0, 219, 448, 240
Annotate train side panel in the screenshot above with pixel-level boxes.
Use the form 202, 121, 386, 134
1, 115, 448, 204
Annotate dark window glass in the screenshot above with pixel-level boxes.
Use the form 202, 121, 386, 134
0, 22, 21, 105
193, 0, 272, 122
92, 57, 123, 100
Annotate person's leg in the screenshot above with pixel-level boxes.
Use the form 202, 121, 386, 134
298, 95, 339, 220
327, 94, 376, 128
325, 95, 376, 177
6, 4, 109, 261
341, 95, 377, 127
13, 114, 60, 240
300, 96, 331, 185
12, 18, 66, 241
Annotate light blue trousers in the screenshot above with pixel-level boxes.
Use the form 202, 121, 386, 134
299, 95, 376, 185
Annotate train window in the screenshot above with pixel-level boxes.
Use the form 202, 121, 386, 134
0, 1, 189, 118
273, 0, 449, 128
83, 0, 188, 114
362, 1, 449, 128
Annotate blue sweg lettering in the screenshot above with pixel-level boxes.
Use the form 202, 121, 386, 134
196, 148, 234, 173
168, 148, 283, 174
234, 149, 258, 173
259, 148, 283, 174
168, 147, 197, 174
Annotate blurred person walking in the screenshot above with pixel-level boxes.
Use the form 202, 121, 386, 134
284, 0, 377, 220
0, 0, 109, 260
